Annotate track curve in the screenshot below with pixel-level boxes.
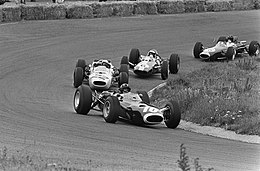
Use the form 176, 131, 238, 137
0, 10, 260, 170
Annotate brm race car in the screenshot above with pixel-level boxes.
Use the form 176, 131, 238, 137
73, 83, 181, 128
193, 36, 260, 61
124, 49, 180, 80
73, 59, 129, 90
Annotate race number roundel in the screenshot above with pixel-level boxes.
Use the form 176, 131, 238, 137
143, 106, 159, 113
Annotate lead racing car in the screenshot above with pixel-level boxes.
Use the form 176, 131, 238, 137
73, 59, 129, 90
73, 83, 181, 128
193, 36, 259, 61
123, 49, 180, 80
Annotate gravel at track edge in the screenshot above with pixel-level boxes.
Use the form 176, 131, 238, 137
148, 82, 260, 144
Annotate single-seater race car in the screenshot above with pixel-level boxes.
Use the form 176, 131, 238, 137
193, 36, 260, 61
73, 83, 181, 128
124, 49, 180, 80
73, 59, 129, 90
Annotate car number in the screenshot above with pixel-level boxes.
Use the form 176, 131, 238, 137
143, 106, 159, 113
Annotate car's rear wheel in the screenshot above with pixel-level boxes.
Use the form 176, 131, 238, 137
129, 48, 140, 68
103, 96, 120, 123
226, 47, 236, 60
119, 64, 129, 75
121, 56, 129, 65
118, 72, 129, 87
248, 41, 260, 56
73, 85, 92, 115
136, 91, 150, 104
161, 61, 168, 80
164, 100, 181, 129
193, 42, 203, 58
217, 36, 227, 42
169, 53, 180, 74
76, 59, 86, 70
73, 67, 84, 88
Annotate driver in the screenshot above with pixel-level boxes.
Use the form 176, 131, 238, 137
119, 83, 131, 93
147, 49, 161, 65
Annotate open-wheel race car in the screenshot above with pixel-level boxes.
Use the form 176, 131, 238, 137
73, 59, 129, 90
124, 49, 180, 80
193, 36, 260, 61
73, 83, 181, 128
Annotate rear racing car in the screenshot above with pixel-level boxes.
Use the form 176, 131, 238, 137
124, 49, 180, 80
193, 35, 260, 61
73, 83, 181, 128
73, 59, 129, 90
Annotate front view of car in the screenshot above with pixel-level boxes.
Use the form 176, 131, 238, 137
133, 56, 156, 76
89, 64, 113, 90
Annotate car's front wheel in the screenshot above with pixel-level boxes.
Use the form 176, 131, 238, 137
226, 47, 236, 61
193, 42, 203, 59
161, 61, 168, 80
73, 85, 92, 115
248, 41, 260, 56
169, 53, 180, 74
164, 100, 181, 129
103, 96, 120, 123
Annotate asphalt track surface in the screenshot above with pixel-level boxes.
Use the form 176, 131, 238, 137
0, 10, 260, 170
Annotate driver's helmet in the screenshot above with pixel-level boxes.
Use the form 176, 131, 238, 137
147, 49, 158, 58
227, 35, 234, 42
101, 60, 111, 68
119, 83, 131, 93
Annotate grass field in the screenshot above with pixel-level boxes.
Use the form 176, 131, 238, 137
151, 56, 260, 136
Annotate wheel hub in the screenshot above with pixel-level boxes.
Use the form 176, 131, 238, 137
74, 91, 80, 108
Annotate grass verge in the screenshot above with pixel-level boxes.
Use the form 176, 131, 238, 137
151, 57, 260, 136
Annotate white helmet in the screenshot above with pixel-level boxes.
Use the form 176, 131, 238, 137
119, 83, 131, 93
147, 49, 158, 57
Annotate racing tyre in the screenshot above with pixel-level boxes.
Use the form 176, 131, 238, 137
121, 56, 129, 65
248, 41, 260, 56
73, 67, 84, 88
118, 72, 129, 87
73, 85, 92, 115
136, 91, 150, 104
119, 64, 129, 75
161, 61, 168, 80
193, 42, 203, 58
169, 53, 180, 74
76, 59, 86, 70
129, 48, 140, 68
164, 100, 181, 129
226, 47, 236, 61
217, 36, 227, 42
103, 96, 120, 123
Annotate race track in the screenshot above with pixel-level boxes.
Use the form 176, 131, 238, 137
0, 10, 260, 170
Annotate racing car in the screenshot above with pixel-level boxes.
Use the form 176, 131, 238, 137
124, 49, 180, 80
73, 59, 129, 90
73, 83, 181, 128
193, 36, 260, 61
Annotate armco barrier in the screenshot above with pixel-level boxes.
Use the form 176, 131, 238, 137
0, 0, 259, 22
